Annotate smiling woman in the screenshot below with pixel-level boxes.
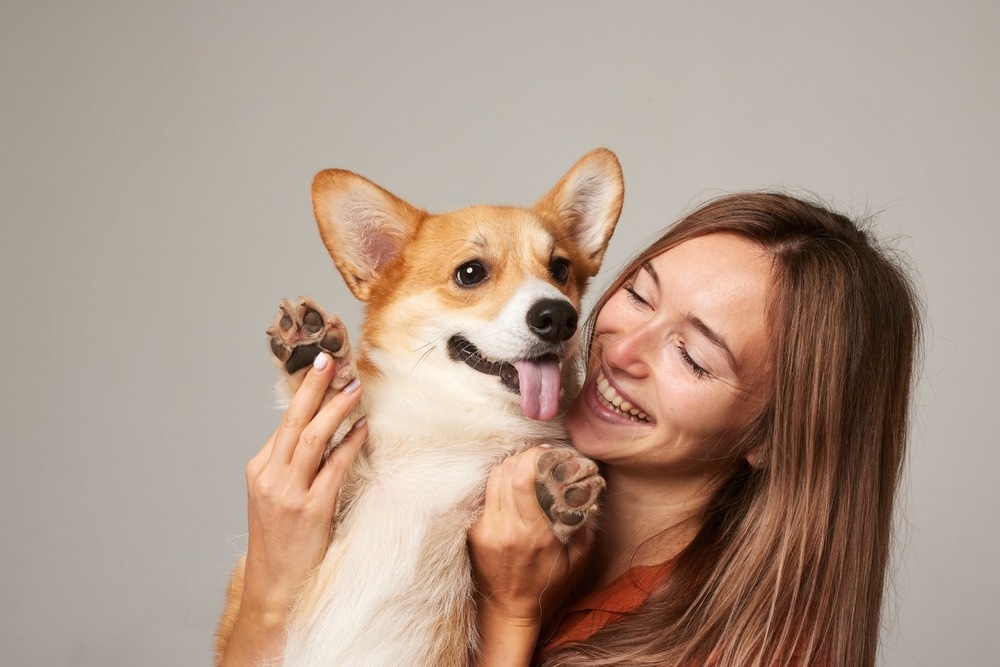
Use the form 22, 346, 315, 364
567, 233, 773, 475
471, 192, 922, 666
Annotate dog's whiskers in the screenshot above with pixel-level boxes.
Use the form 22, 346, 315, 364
409, 337, 442, 373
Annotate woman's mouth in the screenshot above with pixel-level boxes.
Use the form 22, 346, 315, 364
595, 370, 650, 422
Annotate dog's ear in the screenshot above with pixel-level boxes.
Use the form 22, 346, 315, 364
312, 170, 426, 301
534, 148, 624, 277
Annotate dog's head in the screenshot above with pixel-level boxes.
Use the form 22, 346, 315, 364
311, 149, 623, 421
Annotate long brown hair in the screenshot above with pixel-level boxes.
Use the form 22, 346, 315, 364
543, 193, 921, 666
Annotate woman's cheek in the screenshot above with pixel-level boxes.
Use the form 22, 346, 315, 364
671, 381, 732, 438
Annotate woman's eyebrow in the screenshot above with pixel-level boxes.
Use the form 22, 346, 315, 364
687, 314, 739, 374
641, 261, 659, 286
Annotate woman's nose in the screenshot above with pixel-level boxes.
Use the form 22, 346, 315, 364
602, 322, 652, 378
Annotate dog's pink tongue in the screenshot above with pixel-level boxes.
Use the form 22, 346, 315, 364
513, 359, 561, 421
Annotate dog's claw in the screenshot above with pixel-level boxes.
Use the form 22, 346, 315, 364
534, 448, 604, 542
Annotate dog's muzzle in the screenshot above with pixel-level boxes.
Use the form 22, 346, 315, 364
446, 335, 563, 421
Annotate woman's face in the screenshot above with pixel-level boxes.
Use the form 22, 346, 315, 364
566, 232, 773, 475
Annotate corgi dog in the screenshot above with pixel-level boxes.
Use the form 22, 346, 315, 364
217, 148, 624, 666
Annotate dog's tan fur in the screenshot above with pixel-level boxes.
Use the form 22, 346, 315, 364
218, 149, 624, 666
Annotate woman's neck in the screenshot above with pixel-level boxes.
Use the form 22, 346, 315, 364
588, 465, 725, 588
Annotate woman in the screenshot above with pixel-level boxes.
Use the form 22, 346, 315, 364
222, 192, 920, 666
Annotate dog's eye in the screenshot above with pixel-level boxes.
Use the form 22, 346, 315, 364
549, 258, 570, 284
455, 261, 488, 287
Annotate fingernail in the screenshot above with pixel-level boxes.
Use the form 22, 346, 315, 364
342, 378, 361, 394
352, 417, 367, 430
539, 443, 553, 449
313, 352, 329, 371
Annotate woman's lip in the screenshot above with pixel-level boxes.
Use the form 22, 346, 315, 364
588, 369, 652, 424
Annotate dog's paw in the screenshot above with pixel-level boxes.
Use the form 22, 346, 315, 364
534, 448, 605, 543
267, 297, 356, 391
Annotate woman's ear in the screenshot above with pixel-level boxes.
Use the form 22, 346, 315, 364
742, 400, 772, 470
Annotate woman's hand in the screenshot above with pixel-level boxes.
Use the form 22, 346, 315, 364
469, 445, 595, 666
222, 352, 367, 665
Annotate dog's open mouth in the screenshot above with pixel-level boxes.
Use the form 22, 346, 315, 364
447, 335, 562, 422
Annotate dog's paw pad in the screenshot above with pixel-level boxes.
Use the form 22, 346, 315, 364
534, 448, 605, 542
267, 298, 352, 377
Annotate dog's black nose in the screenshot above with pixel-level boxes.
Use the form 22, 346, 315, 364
527, 299, 578, 343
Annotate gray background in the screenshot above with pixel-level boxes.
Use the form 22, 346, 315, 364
1, 1, 996, 665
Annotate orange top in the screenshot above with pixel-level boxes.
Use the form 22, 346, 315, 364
539, 560, 676, 653
536, 560, 828, 665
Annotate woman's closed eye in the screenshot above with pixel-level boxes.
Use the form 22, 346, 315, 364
678, 345, 710, 379
623, 282, 650, 309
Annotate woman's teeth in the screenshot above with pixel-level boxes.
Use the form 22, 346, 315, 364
596, 371, 649, 422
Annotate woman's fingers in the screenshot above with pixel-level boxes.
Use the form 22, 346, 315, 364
311, 417, 368, 511
482, 446, 551, 531
289, 377, 363, 482
251, 349, 365, 506
474, 446, 556, 546
509, 446, 552, 525
269, 352, 337, 465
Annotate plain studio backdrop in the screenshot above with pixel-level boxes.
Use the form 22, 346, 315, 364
1, 1, 996, 665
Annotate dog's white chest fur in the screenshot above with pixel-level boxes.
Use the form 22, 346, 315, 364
283, 367, 569, 666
